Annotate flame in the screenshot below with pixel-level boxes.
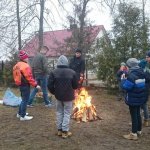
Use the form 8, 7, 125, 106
72, 87, 100, 122
85, 96, 92, 107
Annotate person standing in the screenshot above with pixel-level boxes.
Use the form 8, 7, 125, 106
69, 48, 85, 88
138, 51, 150, 127
121, 58, 147, 140
48, 55, 78, 138
116, 62, 129, 100
28, 46, 51, 107
13, 50, 40, 121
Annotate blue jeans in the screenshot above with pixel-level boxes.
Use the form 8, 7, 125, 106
28, 75, 50, 105
19, 85, 30, 117
56, 100, 73, 131
141, 102, 149, 120
129, 105, 142, 133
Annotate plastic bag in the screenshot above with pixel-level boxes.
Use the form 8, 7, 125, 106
3, 88, 22, 106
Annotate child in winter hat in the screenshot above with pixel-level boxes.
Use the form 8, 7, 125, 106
126, 58, 139, 68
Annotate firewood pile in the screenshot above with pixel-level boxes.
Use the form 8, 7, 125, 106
71, 88, 102, 123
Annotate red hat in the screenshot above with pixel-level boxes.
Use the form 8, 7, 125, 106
19, 50, 29, 60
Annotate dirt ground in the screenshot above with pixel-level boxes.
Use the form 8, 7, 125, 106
0, 87, 150, 150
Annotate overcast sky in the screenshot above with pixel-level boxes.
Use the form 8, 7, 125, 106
44, 0, 113, 31
45, 0, 150, 32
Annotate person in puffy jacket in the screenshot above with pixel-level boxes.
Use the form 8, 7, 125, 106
48, 55, 78, 138
13, 50, 40, 121
121, 58, 147, 140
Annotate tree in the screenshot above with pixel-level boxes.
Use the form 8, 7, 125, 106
38, 0, 45, 50
141, 0, 149, 54
112, 2, 149, 60
96, 2, 150, 89
58, 0, 95, 55
16, 0, 22, 50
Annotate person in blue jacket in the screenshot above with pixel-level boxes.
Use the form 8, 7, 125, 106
121, 58, 147, 140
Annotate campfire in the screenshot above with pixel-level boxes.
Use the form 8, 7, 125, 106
71, 87, 102, 123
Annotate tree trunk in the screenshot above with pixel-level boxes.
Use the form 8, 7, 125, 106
78, 0, 89, 52
38, 0, 45, 51
16, 0, 22, 50
142, 0, 147, 53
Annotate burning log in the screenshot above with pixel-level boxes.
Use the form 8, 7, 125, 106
72, 87, 102, 123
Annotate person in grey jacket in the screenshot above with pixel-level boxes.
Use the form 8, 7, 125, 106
28, 46, 51, 107
48, 55, 78, 138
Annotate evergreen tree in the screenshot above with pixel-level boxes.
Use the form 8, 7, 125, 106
96, 2, 150, 89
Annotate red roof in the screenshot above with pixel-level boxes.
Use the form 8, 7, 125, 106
23, 25, 105, 57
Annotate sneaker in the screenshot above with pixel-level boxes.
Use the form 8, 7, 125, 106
17, 113, 29, 118
20, 115, 33, 121
27, 104, 34, 108
137, 131, 142, 137
123, 133, 138, 140
45, 103, 53, 108
62, 131, 72, 139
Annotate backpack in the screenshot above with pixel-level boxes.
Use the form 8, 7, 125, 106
13, 63, 22, 86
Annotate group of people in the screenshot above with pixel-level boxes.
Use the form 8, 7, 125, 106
13, 47, 85, 138
117, 51, 150, 140
13, 45, 150, 140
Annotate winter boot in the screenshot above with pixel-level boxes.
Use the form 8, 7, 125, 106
144, 120, 149, 127
123, 133, 138, 140
57, 129, 62, 136
62, 131, 72, 139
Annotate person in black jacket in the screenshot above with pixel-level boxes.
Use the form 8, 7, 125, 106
69, 48, 85, 88
121, 58, 147, 140
48, 55, 78, 139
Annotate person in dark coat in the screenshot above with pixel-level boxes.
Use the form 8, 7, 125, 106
48, 55, 78, 139
69, 48, 85, 88
28, 46, 52, 107
121, 58, 147, 140
138, 51, 150, 127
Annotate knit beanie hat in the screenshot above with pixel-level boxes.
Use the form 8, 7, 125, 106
19, 50, 29, 60
57, 55, 68, 66
120, 62, 126, 66
75, 48, 82, 53
146, 51, 150, 57
126, 58, 139, 68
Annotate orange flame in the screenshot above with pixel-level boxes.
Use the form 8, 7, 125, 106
72, 87, 99, 122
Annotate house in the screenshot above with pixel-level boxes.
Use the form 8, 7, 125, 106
23, 25, 107, 70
